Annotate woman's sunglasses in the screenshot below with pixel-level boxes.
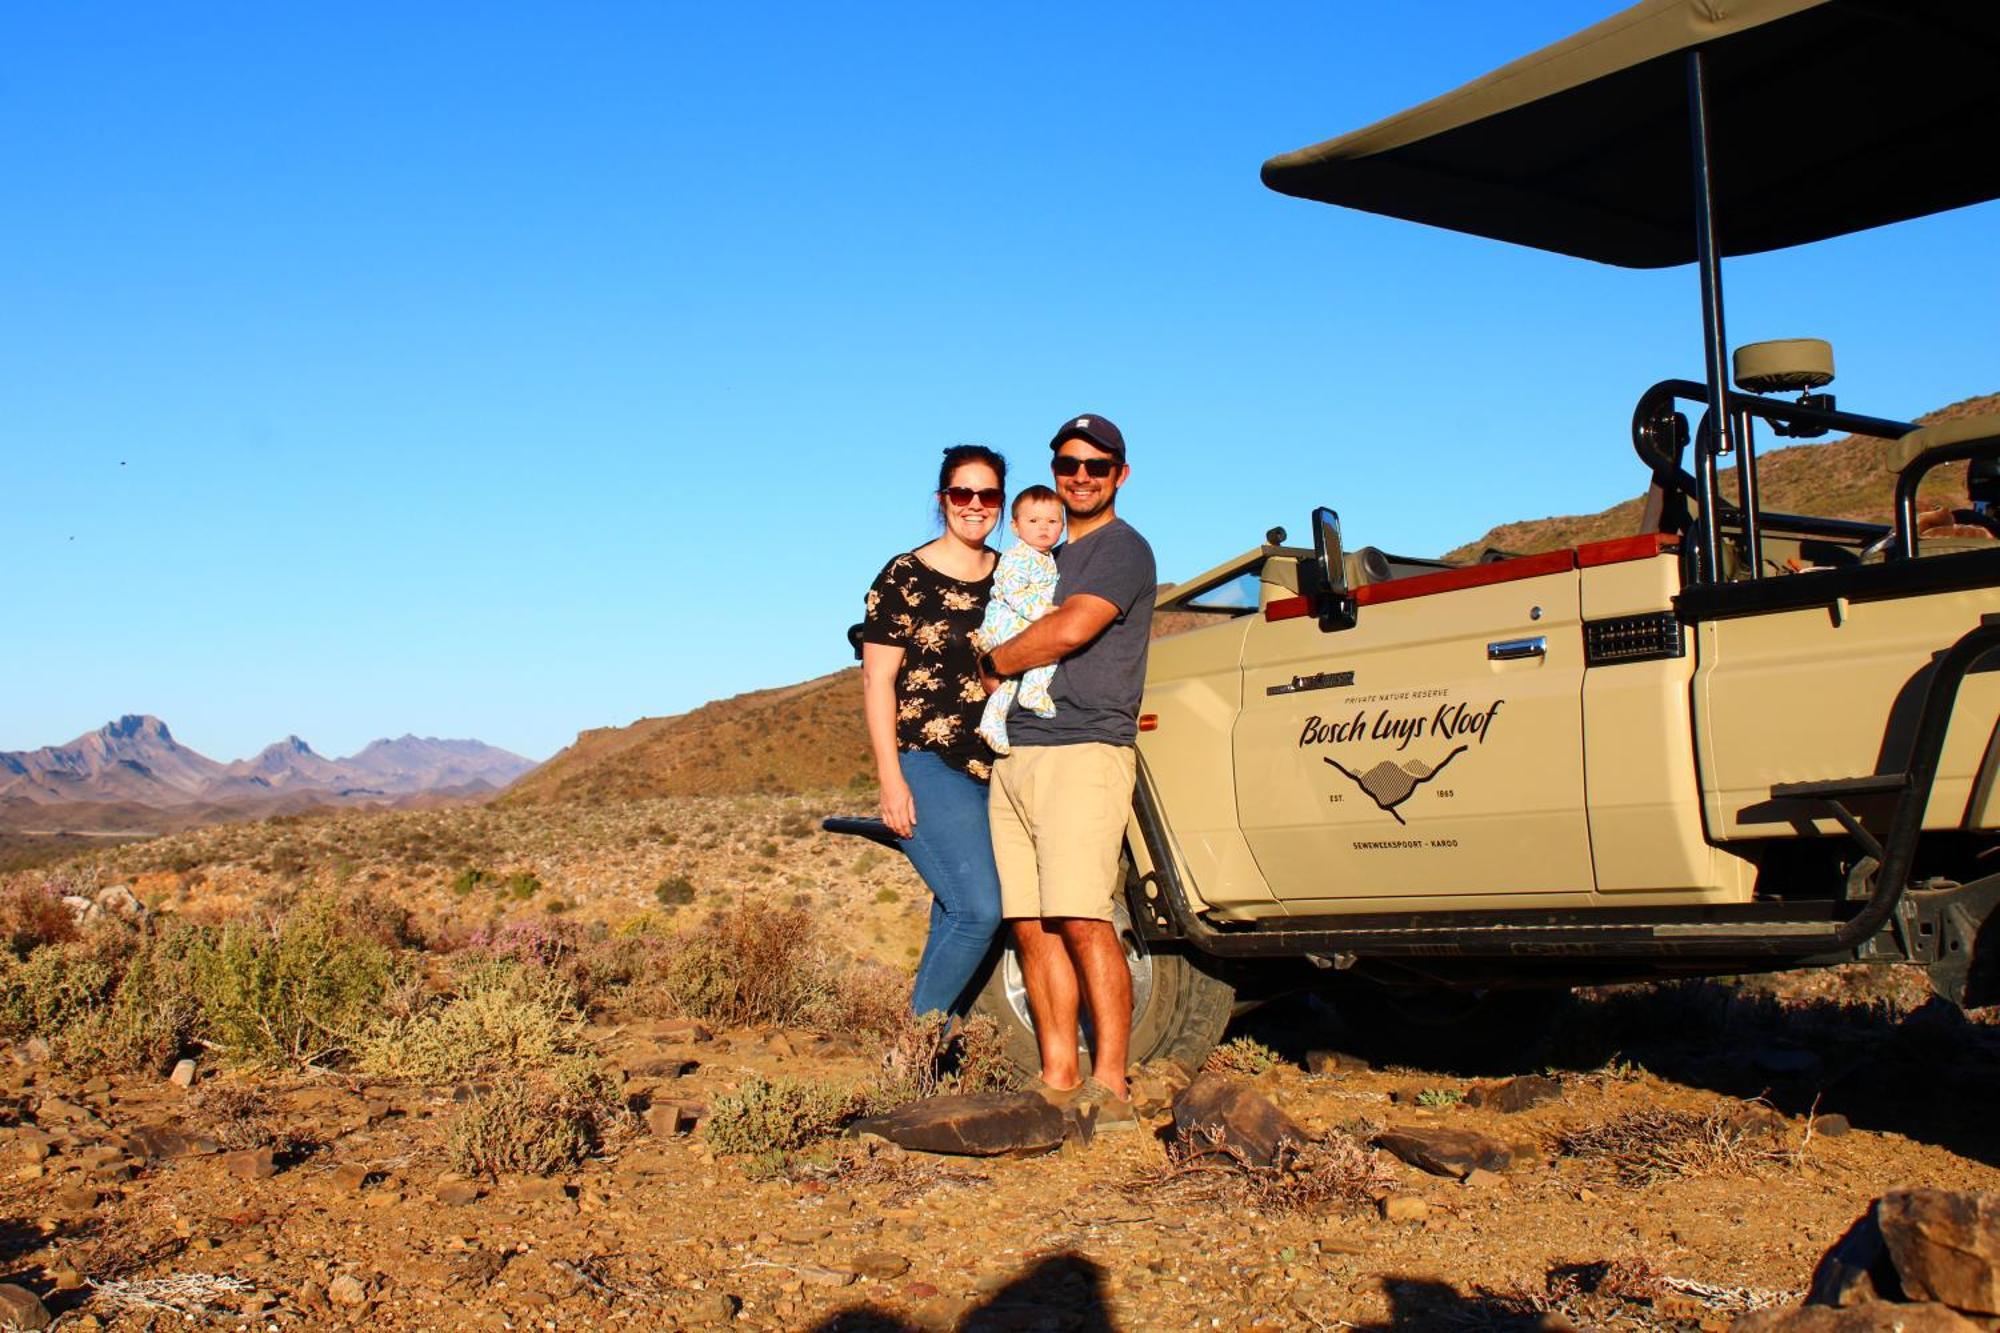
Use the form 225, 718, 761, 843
941, 486, 1004, 508
1052, 456, 1119, 478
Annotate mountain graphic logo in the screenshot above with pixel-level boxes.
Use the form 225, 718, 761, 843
1324, 745, 1469, 825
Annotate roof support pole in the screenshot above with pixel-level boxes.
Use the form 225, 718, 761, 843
1686, 49, 1733, 584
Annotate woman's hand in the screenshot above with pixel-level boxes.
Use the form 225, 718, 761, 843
879, 773, 916, 839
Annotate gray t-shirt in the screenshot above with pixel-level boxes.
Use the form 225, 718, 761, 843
1008, 517, 1155, 748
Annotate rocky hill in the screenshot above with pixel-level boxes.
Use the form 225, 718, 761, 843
503, 672, 868, 805
1445, 391, 1998, 562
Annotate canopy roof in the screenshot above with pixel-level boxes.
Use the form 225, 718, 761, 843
1262, 0, 2000, 267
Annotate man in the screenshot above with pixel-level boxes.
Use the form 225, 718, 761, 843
978, 413, 1154, 1126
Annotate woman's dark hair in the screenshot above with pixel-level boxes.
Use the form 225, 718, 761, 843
935, 444, 1008, 523
938, 443, 1007, 494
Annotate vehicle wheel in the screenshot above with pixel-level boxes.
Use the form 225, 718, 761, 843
970, 890, 1234, 1079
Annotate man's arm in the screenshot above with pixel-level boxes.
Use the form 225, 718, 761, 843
988, 593, 1119, 676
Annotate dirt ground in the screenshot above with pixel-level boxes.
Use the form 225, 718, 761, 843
6, 797, 2000, 1331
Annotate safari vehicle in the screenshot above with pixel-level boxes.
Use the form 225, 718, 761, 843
833, 0, 2000, 1074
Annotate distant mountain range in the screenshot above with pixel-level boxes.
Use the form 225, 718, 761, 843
0, 716, 535, 832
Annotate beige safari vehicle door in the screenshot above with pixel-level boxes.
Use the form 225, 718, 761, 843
1232, 536, 1595, 912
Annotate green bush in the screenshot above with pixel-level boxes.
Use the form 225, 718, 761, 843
190, 898, 393, 1067
446, 1057, 623, 1177
654, 875, 696, 909
450, 867, 494, 897
1205, 1035, 1283, 1077
501, 871, 542, 901
706, 1076, 860, 1162
0, 926, 202, 1076
361, 963, 581, 1082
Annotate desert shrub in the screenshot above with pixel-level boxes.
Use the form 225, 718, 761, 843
656, 904, 841, 1029
450, 867, 494, 897
0, 882, 79, 959
1415, 1087, 1466, 1109
337, 888, 423, 950
187, 1081, 314, 1153
866, 1012, 1017, 1110
361, 963, 581, 1082
446, 1057, 623, 1177
706, 1076, 861, 1172
1205, 1036, 1283, 1077
777, 811, 816, 839
190, 897, 394, 1068
0, 925, 202, 1075
500, 871, 542, 901
654, 875, 696, 909
873, 887, 898, 905
757, 841, 780, 860
1553, 1104, 1799, 1188
0, 935, 120, 1040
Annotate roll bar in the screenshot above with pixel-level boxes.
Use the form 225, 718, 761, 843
1631, 378, 1917, 583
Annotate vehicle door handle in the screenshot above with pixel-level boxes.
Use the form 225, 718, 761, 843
1487, 636, 1547, 661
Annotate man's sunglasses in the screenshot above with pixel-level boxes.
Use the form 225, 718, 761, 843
1052, 456, 1119, 478
941, 486, 1004, 508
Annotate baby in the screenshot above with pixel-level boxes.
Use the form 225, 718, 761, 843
973, 486, 1064, 754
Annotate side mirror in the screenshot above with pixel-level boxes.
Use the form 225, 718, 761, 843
1311, 506, 1358, 632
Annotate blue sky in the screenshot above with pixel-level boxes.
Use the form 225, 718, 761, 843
7, 2, 1996, 763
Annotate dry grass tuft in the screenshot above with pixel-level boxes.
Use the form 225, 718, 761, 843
1552, 1103, 1801, 1188
867, 1012, 1018, 1109
1127, 1125, 1400, 1215
1204, 1035, 1283, 1077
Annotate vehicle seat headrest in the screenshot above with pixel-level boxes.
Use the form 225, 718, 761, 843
1733, 338, 1834, 394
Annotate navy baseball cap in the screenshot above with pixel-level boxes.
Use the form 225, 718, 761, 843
1048, 414, 1126, 461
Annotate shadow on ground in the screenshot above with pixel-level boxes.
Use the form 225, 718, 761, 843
810, 1252, 1113, 1332
1223, 975, 2000, 1167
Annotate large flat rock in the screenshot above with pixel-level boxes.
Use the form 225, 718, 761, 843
851, 1092, 1066, 1158
1170, 1073, 1307, 1167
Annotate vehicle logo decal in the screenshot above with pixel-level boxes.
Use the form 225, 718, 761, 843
1324, 747, 1467, 825
1266, 670, 1354, 697
1296, 698, 1504, 825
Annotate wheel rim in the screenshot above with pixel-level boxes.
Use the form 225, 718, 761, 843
1000, 899, 1156, 1054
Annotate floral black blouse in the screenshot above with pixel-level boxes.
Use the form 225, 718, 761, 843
861, 551, 996, 781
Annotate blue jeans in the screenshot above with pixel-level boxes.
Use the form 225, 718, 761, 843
898, 750, 1004, 1017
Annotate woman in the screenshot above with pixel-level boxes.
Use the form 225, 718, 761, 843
860, 444, 1008, 1017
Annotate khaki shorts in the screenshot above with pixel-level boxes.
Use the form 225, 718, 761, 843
989, 742, 1136, 921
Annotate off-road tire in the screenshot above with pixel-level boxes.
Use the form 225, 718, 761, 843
970, 889, 1234, 1078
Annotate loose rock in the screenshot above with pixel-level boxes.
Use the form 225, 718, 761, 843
1466, 1074, 1562, 1113
435, 1180, 483, 1207
221, 1147, 277, 1181
1374, 1124, 1517, 1179
1170, 1073, 1309, 1167
0, 1283, 51, 1330
1380, 1195, 1429, 1224
850, 1251, 911, 1280
1878, 1189, 2000, 1316
327, 1274, 368, 1307
168, 1058, 197, 1089
1733, 1304, 1981, 1331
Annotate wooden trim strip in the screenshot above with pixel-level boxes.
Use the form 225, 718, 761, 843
1353, 549, 1576, 606
1576, 532, 1680, 567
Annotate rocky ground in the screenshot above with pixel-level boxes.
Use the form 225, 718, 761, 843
3, 796, 1999, 1331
